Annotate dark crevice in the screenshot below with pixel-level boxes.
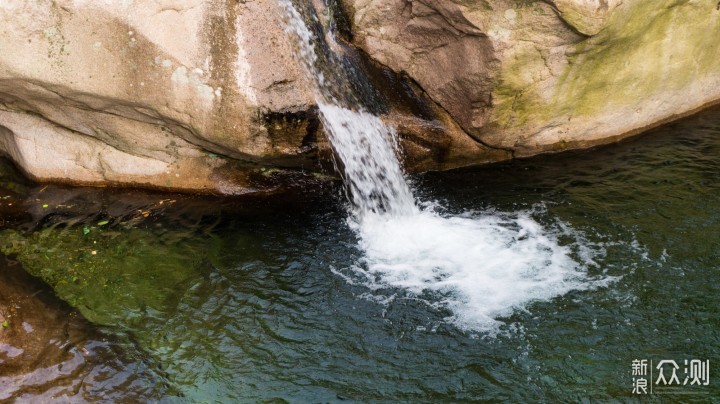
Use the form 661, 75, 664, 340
327, 0, 354, 42
315, 6, 515, 159
300, 106, 321, 150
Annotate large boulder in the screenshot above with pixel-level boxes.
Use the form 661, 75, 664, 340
343, 0, 720, 157
0, 0, 317, 194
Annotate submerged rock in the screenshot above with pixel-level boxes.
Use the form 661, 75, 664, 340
0, 256, 167, 400
1, 0, 719, 192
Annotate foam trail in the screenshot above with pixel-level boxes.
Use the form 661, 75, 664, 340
281, 0, 608, 332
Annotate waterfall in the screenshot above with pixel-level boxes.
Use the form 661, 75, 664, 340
281, 0, 416, 218
280, 1, 609, 332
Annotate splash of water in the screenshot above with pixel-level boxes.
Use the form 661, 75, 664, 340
349, 208, 614, 331
281, 0, 608, 332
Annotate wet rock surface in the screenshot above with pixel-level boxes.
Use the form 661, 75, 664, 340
0, 255, 166, 400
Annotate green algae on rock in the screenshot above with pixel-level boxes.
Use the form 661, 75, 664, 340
344, 0, 720, 159
486, 0, 720, 154
1, 225, 210, 326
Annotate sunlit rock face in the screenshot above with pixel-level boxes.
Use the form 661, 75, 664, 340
343, 0, 720, 156
0, 0, 316, 194
2, 0, 720, 193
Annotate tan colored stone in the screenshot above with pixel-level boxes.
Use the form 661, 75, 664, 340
343, 0, 720, 161
0, 0, 316, 193
346, 0, 498, 137
2, 0, 720, 191
549, 0, 623, 36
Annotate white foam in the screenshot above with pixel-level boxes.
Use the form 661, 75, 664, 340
347, 209, 609, 332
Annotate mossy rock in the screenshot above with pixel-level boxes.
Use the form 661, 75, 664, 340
1, 224, 212, 326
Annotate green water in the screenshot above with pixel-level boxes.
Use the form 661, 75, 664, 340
1, 106, 719, 401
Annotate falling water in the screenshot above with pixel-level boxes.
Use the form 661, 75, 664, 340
281, 1, 415, 217
281, 1, 610, 331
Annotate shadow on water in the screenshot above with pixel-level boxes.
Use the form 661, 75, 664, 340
0, 106, 718, 400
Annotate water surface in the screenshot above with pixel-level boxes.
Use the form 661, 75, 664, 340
1, 106, 719, 401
